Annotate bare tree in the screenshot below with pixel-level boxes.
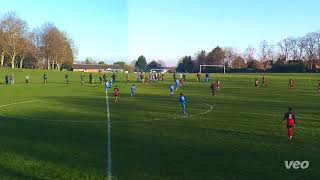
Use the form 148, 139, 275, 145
0, 28, 5, 66
17, 33, 36, 68
278, 38, 293, 61
243, 45, 256, 62
313, 31, 320, 62
231, 56, 246, 68
38, 23, 74, 70
0, 12, 28, 68
224, 47, 239, 66
259, 40, 274, 62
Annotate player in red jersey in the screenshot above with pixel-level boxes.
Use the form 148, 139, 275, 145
114, 85, 119, 102
289, 79, 294, 94
215, 80, 221, 91
282, 107, 296, 141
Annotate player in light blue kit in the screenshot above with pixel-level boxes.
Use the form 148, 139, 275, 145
179, 93, 187, 115
175, 79, 180, 90
131, 84, 136, 96
170, 84, 175, 95
105, 81, 111, 93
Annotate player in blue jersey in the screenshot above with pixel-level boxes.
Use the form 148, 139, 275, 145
131, 84, 136, 96
105, 81, 111, 93
170, 84, 175, 95
175, 79, 180, 90
179, 93, 187, 115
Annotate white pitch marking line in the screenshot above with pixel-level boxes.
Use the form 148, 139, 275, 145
106, 92, 112, 180
189, 103, 213, 117
0, 100, 35, 108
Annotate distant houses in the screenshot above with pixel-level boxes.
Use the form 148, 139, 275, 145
72, 64, 123, 73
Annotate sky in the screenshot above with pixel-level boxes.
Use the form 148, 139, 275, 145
1, 0, 320, 66
0, 0, 128, 64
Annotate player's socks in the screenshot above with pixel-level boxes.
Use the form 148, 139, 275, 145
288, 128, 293, 140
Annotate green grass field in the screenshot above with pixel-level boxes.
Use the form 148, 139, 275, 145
0, 69, 319, 179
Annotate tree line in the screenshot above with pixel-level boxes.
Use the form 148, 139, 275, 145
177, 31, 320, 73
134, 55, 166, 72
0, 12, 75, 70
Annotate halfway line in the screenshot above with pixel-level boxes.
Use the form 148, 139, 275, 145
106, 92, 112, 180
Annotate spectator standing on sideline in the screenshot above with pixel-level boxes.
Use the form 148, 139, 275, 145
89, 73, 93, 84
9, 74, 13, 85
65, 74, 69, 84
25, 74, 29, 83
99, 75, 103, 84
5, 75, 9, 85
103, 73, 107, 83
81, 73, 85, 84
43, 73, 48, 84
11, 73, 15, 84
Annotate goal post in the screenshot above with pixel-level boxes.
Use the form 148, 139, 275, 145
199, 65, 226, 74
150, 69, 167, 73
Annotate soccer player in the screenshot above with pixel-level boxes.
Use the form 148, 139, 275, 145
197, 72, 201, 83
318, 80, 320, 93
173, 72, 176, 81
105, 81, 111, 93
289, 79, 294, 94
205, 73, 210, 83
282, 107, 296, 141
255, 78, 259, 88
111, 73, 116, 82
114, 85, 119, 102
215, 80, 221, 93
131, 84, 136, 96
175, 79, 180, 90
179, 93, 187, 115
170, 84, 175, 95
210, 81, 215, 96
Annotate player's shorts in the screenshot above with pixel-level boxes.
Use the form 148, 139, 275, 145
287, 119, 295, 126
287, 124, 294, 128
181, 103, 186, 110
290, 86, 294, 89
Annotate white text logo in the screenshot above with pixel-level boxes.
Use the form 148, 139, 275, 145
284, 161, 309, 169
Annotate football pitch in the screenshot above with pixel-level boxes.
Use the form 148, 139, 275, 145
0, 69, 319, 179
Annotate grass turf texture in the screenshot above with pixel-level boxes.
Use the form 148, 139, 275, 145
0, 69, 319, 179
